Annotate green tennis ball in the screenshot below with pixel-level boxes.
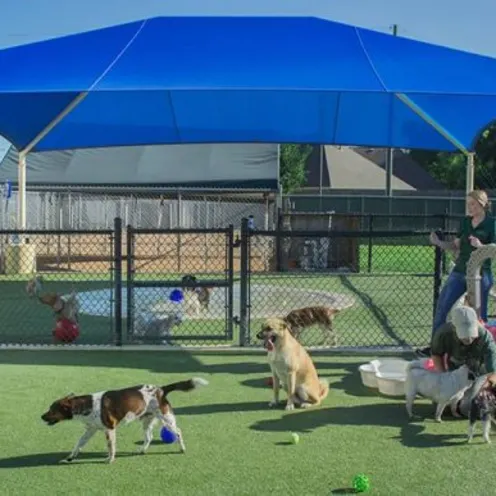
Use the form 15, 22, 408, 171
290, 432, 299, 444
352, 474, 370, 493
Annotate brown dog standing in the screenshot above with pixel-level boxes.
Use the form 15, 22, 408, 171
26, 275, 79, 323
257, 317, 329, 410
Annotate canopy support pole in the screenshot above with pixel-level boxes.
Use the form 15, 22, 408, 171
466, 152, 475, 213
17, 152, 26, 232
395, 93, 469, 155
16, 92, 88, 230
395, 92, 476, 214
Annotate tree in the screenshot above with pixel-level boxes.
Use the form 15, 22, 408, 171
279, 144, 313, 193
410, 123, 496, 190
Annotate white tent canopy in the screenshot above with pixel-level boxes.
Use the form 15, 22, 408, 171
0, 143, 279, 189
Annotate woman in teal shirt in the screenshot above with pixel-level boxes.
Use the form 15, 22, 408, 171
417, 190, 494, 357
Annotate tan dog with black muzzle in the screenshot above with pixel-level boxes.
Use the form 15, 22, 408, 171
256, 317, 329, 411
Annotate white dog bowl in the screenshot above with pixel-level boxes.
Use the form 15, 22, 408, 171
376, 371, 406, 397
359, 361, 380, 388
376, 358, 409, 374
358, 358, 409, 392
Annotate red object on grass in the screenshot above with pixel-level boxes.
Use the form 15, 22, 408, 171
267, 377, 274, 387
53, 318, 79, 343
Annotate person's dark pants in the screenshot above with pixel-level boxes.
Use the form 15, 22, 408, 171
432, 270, 493, 336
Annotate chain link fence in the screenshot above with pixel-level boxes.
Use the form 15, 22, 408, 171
125, 226, 235, 345
286, 192, 496, 224
0, 188, 276, 230
241, 223, 440, 349
0, 229, 115, 346
1, 213, 491, 350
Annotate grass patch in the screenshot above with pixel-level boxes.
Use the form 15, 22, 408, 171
0, 350, 490, 495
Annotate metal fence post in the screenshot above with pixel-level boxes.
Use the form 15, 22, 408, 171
367, 213, 374, 273
275, 212, 283, 272
432, 230, 444, 321
113, 217, 123, 346
126, 224, 135, 342
239, 217, 249, 346
227, 225, 235, 340
441, 211, 449, 274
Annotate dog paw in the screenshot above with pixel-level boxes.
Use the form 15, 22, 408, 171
435, 418, 443, 423
59, 457, 73, 464
484, 437, 492, 444
105, 457, 115, 464
285, 403, 295, 411
268, 401, 278, 408
136, 448, 146, 455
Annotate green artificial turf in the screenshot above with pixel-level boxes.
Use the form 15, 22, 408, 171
0, 350, 491, 496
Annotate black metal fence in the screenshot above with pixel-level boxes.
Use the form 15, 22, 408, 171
0, 225, 116, 345
238, 218, 450, 349
0, 215, 475, 349
287, 193, 489, 221
125, 225, 235, 345
280, 210, 463, 236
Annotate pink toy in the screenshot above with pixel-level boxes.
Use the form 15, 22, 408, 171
424, 358, 435, 371
423, 354, 448, 371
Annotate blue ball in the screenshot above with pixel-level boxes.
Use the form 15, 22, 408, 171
160, 426, 177, 444
169, 289, 184, 303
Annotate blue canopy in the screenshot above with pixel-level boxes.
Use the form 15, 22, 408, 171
0, 16, 496, 153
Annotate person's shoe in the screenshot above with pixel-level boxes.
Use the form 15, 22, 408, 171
415, 347, 431, 358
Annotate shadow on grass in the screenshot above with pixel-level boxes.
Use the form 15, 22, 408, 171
175, 401, 269, 416
0, 350, 393, 380
338, 275, 409, 347
0, 350, 270, 375
250, 402, 468, 448
239, 359, 415, 399
0, 450, 181, 468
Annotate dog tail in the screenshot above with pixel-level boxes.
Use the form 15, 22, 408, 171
26, 275, 43, 298
318, 378, 330, 400
325, 307, 340, 318
161, 377, 209, 396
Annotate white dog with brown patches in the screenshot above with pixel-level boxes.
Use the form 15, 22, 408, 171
41, 378, 208, 464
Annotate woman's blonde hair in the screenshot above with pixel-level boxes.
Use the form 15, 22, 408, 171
468, 190, 492, 211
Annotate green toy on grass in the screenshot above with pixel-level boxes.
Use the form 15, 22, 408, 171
352, 474, 370, 493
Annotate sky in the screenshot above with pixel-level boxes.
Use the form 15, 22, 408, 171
0, 0, 495, 160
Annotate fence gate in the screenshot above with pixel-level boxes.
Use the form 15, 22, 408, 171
125, 226, 235, 344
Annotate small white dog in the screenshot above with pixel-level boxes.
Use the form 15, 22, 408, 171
405, 360, 472, 422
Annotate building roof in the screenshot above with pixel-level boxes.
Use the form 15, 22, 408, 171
305, 145, 445, 191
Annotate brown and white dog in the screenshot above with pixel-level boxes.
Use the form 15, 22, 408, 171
256, 317, 329, 411
26, 275, 79, 323
182, 275, 214, 316
284, 306, 339, 346
41, 377, 208, 464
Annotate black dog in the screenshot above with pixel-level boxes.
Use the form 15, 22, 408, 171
467, 374, 496, 444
